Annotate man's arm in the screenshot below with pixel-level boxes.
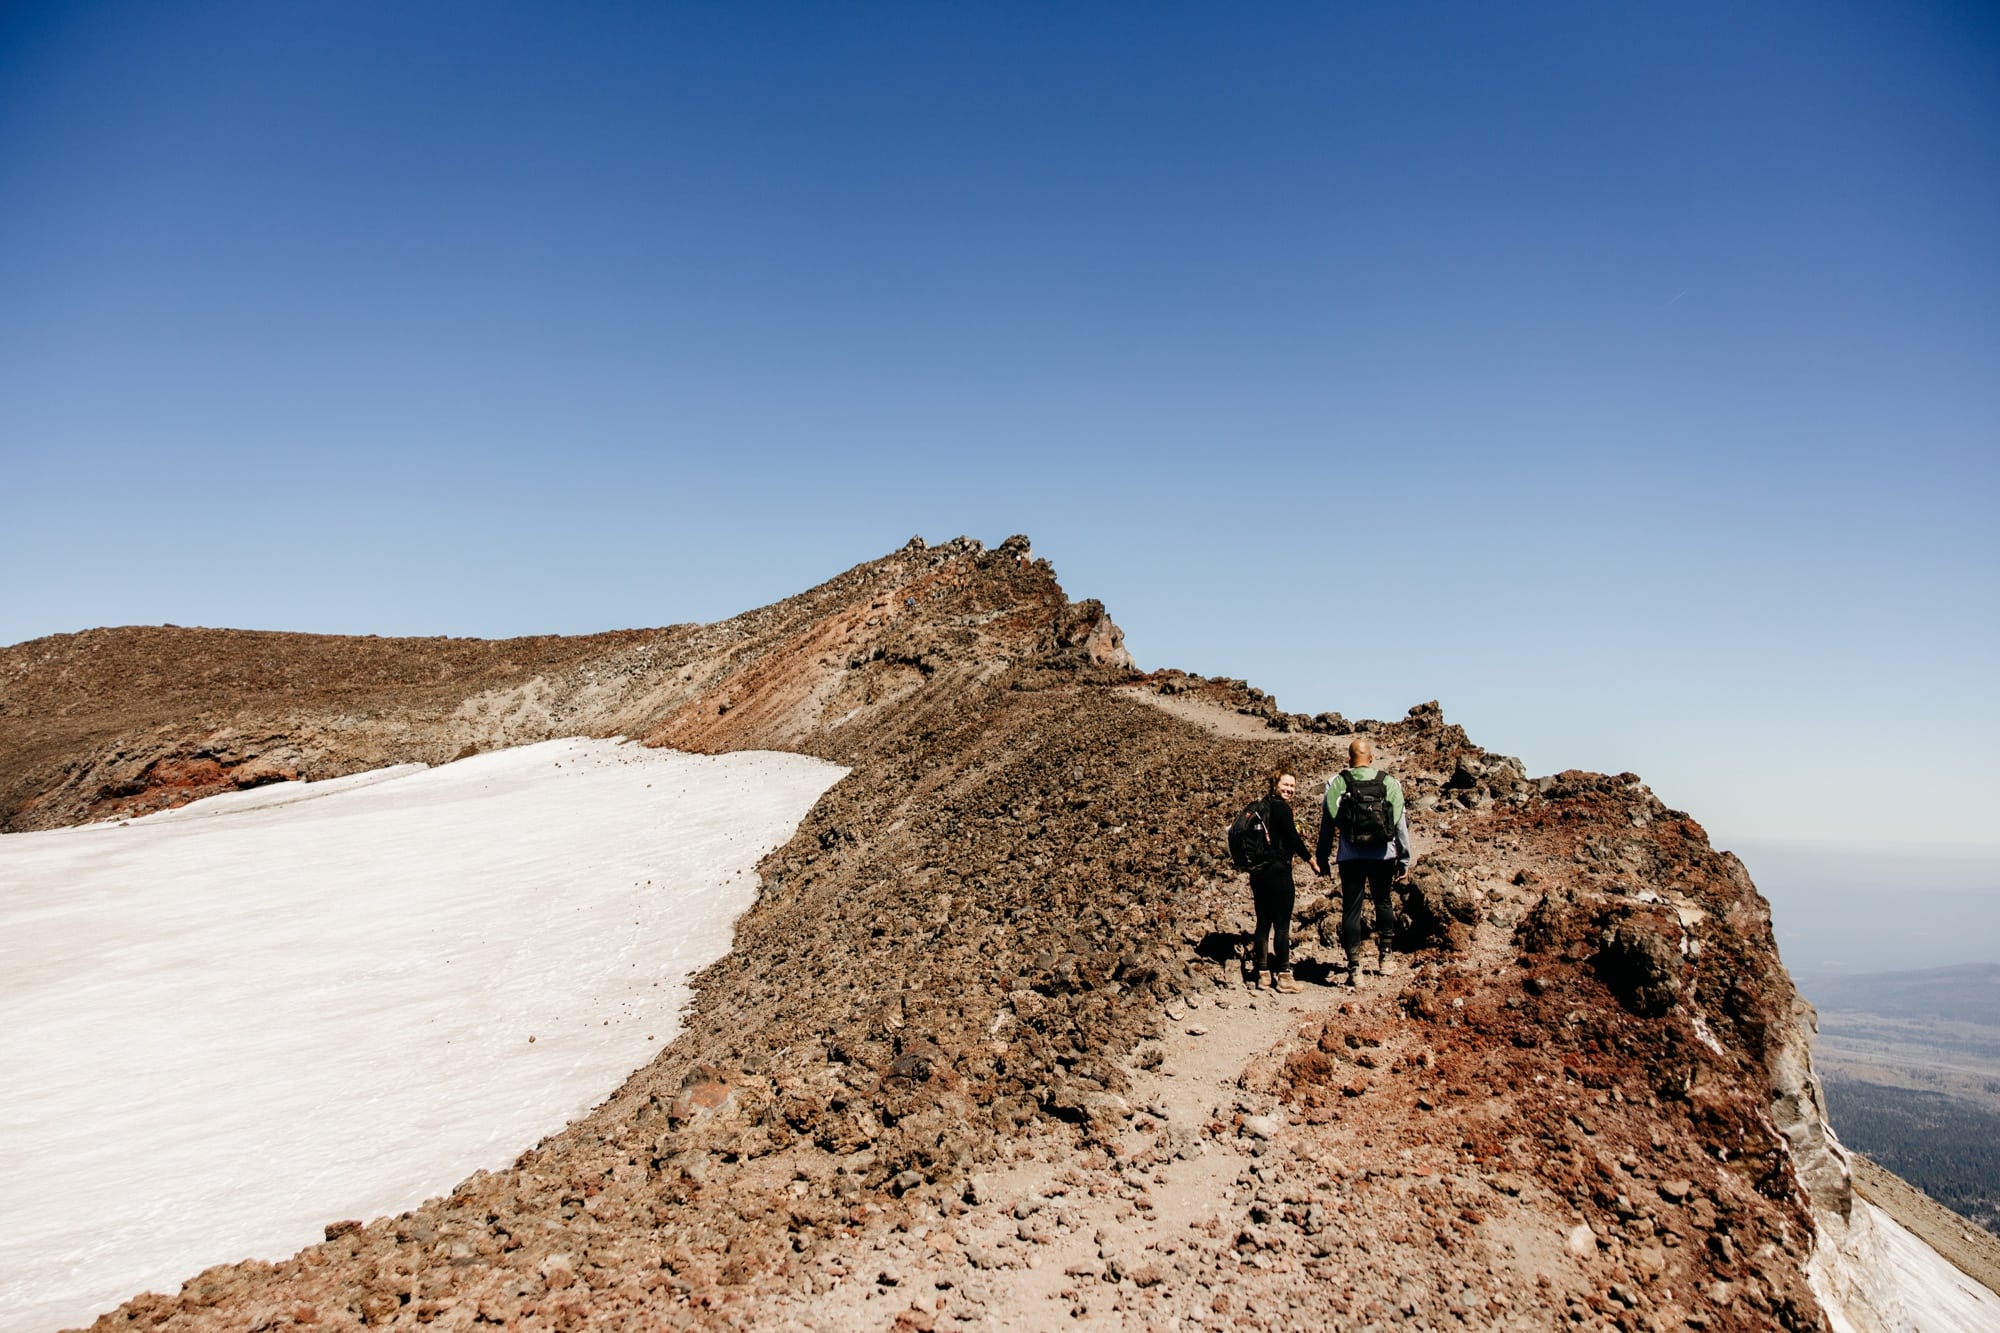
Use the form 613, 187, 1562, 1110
1386, 775, 1412, 867
1314, 776, 1344, 873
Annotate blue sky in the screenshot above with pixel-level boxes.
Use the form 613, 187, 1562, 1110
3, 2, 1995, 854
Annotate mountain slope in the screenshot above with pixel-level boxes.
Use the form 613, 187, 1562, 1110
6, 536, 1992, 1331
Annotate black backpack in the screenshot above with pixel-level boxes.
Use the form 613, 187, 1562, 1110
1228, 798, 1277, 871
1335, 769, 1395, 848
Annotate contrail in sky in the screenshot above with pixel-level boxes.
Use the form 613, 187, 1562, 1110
1667, 289, 1689, 307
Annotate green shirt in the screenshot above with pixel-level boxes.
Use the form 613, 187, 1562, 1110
1325, 767, 1405, 824
1321, 767, 1409, 862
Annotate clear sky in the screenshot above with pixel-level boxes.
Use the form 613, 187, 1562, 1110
3, 2, 1995, 853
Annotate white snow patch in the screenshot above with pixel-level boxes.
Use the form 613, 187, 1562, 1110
0, 738, 844, 1333
1811, 1198, 2000, 1332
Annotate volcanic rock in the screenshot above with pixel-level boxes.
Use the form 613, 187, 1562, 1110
2, 535, 1991, 1332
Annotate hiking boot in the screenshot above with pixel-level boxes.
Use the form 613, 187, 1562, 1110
1255, 970, 1272, 991
1377, 953, 1398, 978
1274, 974, 1303, 994
1341, 964, 1360, 989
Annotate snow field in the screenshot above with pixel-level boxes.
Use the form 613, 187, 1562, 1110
1813, 1196, 2000, 1333
0, 738, 844, 1333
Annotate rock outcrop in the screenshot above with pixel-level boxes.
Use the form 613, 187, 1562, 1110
3, 536, 1988, 1331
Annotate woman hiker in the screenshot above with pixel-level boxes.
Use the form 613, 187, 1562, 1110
1249, 770, 1319, 993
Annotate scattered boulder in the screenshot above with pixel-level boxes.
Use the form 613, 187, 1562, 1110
1401, 863, 1475, 951
1594, 910, 1685, 1017
1046, 1084, 1133, 1133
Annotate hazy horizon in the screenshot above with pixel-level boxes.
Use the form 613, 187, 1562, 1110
1739, 841, 2000, 985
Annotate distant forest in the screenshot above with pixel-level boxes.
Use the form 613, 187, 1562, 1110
1824, 1075, 2000, 1234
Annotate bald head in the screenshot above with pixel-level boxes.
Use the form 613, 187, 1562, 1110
1348, 737, 1374, 767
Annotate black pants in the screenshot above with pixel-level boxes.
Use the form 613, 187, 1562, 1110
1250, 862, 1295, 974
1338, 860, 1397, 958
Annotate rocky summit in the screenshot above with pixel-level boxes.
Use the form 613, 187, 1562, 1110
4, 535, 1996, 1331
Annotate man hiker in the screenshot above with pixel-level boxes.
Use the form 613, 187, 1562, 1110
1314, 737, 1413, 986
1240, 771, 1318, 993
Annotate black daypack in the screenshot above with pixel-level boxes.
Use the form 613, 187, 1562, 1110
1228, 798, 1277, 871
1335, 769, 1396, 848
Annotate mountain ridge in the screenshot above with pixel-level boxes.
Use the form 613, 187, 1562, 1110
5, 535, 1993, 1331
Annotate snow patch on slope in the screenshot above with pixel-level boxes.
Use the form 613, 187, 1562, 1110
0, 738, 843, 1333
1812, 1198, 2000, 1332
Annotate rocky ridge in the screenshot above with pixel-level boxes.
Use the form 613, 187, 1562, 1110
3, 535, 1991, 1331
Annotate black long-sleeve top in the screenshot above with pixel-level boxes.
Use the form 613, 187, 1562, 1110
1259, 794, 1314, 867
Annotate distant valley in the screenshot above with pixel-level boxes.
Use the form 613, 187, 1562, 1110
1802, 963, 2000, 1234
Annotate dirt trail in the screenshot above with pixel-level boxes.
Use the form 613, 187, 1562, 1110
1116, 688, 1320, 746
710, 847, 1703, 1333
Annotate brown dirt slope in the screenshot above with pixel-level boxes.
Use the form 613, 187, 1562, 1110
0, 535, 1922, 1330
0, 535, 1130, 834
0, 625, 666, 831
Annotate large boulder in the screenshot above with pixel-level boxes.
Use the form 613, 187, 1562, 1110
1593, 908, 1685, 1017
